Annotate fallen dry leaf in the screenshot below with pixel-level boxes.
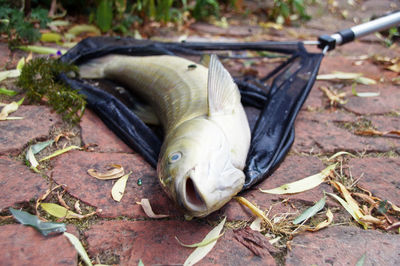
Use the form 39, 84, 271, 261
235, 196, 274, 231
354, 129, 400, 137
137, 199, 169, 219
111, 171, 131, 202
319, 86, 347, 105
182, 217, 226, 266
87, 164, 125, 180
306, 209, 333, 232
260, 164, 337, 195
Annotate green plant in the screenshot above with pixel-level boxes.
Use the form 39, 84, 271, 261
192, 0, 220, 20
269, 0, 311, 24
0, 2, 50, 46
17, 58, 86, 123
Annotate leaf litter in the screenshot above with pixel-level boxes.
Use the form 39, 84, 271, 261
136, 199, 169, 219
111, 171, 131, 202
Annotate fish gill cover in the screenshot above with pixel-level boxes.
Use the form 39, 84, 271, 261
59, 37, 324, 190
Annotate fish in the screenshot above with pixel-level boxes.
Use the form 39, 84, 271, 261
79, 54, 251, 217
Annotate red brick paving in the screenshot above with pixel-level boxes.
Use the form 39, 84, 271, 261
286, 226, 400, 265
0, 105, 62, 155
80, 109, 133, 153
85, 220, 276, 265
0, 156, 47, 212
0, 224, 77, 265
1, 1, 399, 265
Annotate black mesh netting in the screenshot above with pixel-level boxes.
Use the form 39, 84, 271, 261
59, 37, 324, 190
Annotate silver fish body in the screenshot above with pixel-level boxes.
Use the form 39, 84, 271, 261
79, 54, 251, 217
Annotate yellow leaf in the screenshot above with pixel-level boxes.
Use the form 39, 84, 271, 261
176, 233, 223, 248
87, 165, 125, 180
26, 146, 39, 169
40, 32, 62, 43
137, 198, 169, 218
0, 69, 20, 82
328, 151, 356, 161
64, 232, 93, 266
41, 203, 83, 219
0, 101, 19, 120
307, 209, 333, 232
331, 181, 361, 213
260, 164, 337, 194
67, 24, 101, 37
17, 45, 67, 55
326, 193, 368, 229
16, 57, 25, 71
111, 171, 131, 202
39, 145, 81, 161
183, 217, 226, 266
235, 196, 274, 230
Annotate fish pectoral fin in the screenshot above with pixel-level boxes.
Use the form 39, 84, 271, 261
207, 54, 241, 116
132, 102, 160, 125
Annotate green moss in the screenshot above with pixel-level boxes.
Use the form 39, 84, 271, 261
17, 58, 86, 123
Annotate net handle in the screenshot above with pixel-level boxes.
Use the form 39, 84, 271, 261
317, 11, 400, 51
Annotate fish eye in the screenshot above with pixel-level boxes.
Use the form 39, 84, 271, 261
168, 152, 182, 163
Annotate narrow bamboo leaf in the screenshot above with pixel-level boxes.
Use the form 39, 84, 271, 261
47, 20, 70, 27
137, 199, 169, 218
0, 101, 20, 120
0, 87, 18, 96
87, 165, 125, 180
293, 196, 326, 224
64, 232, 93, 266
355, 92, 380, 97
328, 151, 356, 161
39, 145, 81, 162
355, 253, 366, 266
326, 193, 367, 229
355, 77, 376, 85
17, 45, 67, 55
235, 196, 273, 229
26, 146, 39, 169
183, 217, 226, 266
16, 57, 25, 71
176, 234, 223, 248
9, 208, 66, 236
331, 181, 361, 213
317, 72, 362, 80
111, 171, 131, 202
0, 69, 20, 81
31, 140, 55, 154
40, 32, 62, 43
307, 208, 333, 232
260, 164, 337, 194
67, 24, 101, 37
41, 203, 83, 219
138, 259, 144, 266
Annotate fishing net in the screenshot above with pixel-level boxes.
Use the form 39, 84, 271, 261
60, 37, 324, 190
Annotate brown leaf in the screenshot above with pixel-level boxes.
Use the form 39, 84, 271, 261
137, 199, 169, 219
319, 86, 347, 106
355, 129, 400, 137
87, 164, 125, 180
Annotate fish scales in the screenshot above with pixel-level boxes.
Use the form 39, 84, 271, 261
81, 55, 208, 132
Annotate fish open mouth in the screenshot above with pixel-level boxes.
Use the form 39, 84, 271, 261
181, 177, 207, 213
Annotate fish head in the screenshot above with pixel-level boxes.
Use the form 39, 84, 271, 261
157, 119, 245, 217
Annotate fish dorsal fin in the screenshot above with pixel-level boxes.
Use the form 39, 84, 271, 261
207, 54, 240, 116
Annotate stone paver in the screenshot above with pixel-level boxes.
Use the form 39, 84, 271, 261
293, 110, 400, 154
349, 158, 400, 206
80, 109, 133, 153
286, 226, 400, 265
50, 150, 179, 218
0, 224, 77, 265
85, 220, 276, 265
0, 156, 47, 212
0, 105, 61, 155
